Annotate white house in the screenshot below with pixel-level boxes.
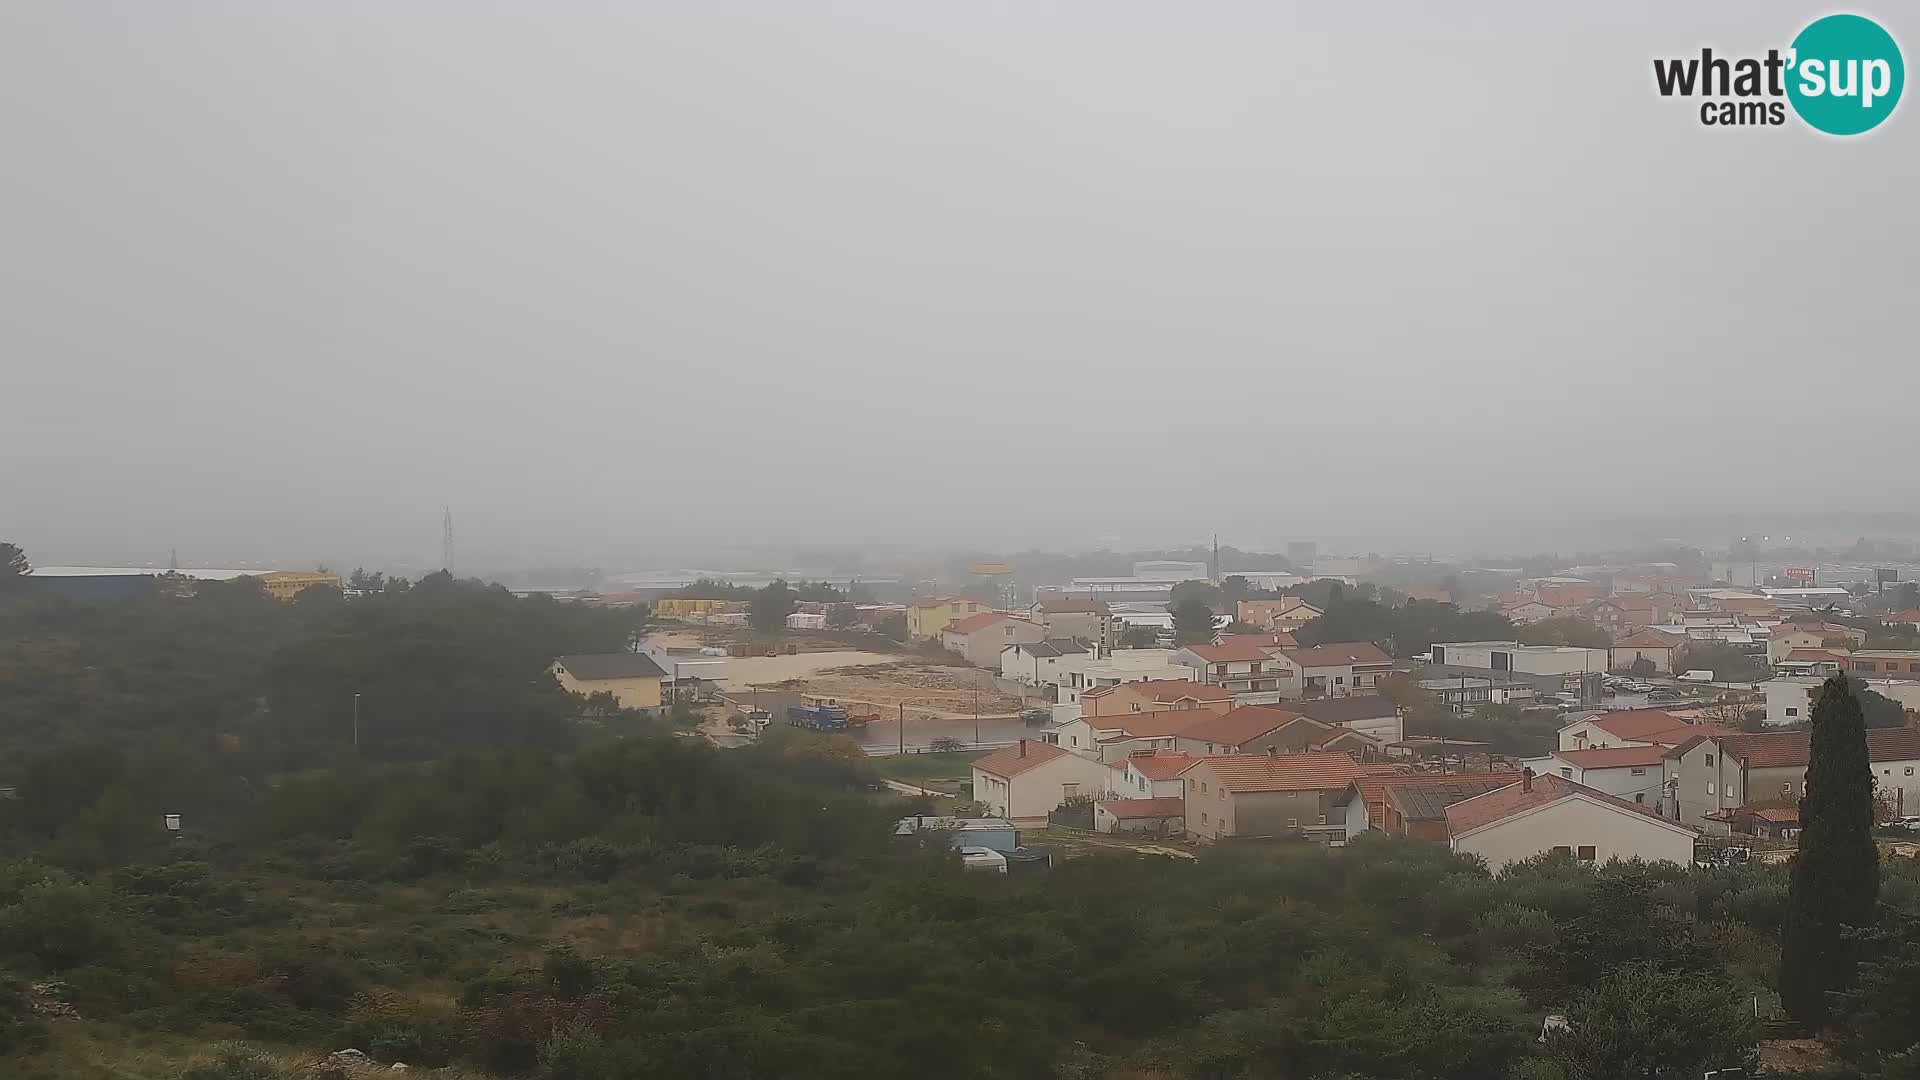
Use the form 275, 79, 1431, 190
1430, 641, 1610, 677
970, 739, 1113, 824
1444, 772, 1698, 872
1053, 648, 1198, 705
1556, 709, 1735, 752
1000, 639, 1088, 686
1765, 675, 1920, 727
1103, 749, 1196, 800
942, 613, 1047, 667
1519, 745, 1668, 808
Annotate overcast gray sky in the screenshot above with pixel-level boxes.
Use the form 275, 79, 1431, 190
2, 2, 1913, 570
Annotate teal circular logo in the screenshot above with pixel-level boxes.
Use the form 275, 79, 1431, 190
1786, 14, 1904, 135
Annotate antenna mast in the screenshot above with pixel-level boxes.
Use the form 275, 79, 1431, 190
442, 507, 455, 573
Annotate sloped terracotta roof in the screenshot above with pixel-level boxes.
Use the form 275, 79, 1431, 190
1097, 678, 1233, 704
973, 740, 1070, 779
1119, 750, 1199, 779
1552, 745, 1671, 769
1719, 728, 1920, 770
1444, 773, 1692, 838
1583, 710, 1739, 747
1174, 705, 1312, 747
1183, 640, 1282, 663
1097, 797, 1186, 819
1186, 752, 1363, 793
1092, 712, 1212, 739
945, 611, 1022, 636
1343, 771, 1524, 827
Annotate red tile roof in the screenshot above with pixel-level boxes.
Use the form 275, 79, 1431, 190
1444, 773, 1692, 838
944, 611, 1025, 636
1583, 710, 1739, 747
973, 739, 1070, 779
1183, 640, 1282, 663
1119, 750, 1198, 779
1717, 728, 1920, 770
1173, 705, 1311, 747
1097, 796, 1186, 820
1784, 648, 1849, 662
1748, 806, 1799, 823
1091, 712, 1212, 739
1283, 642, 1392, 668
1187, 752, 1364, 794
1092, 678, 1234, 704
1551, 745, 1671, 769
1346, 771, 1526, 826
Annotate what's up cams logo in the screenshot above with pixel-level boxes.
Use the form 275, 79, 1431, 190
1655, 13, 1904, 134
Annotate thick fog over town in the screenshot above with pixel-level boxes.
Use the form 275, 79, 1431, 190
3, 2, 1915, 573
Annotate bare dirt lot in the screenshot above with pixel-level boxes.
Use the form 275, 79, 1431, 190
760, 660, 1023, 720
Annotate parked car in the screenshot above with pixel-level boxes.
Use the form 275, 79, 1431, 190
1647, 688, 1682, 702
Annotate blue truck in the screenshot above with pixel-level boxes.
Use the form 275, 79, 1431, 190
786, 701, 852, 732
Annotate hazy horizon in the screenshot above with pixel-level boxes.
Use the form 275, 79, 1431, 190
4, 2, 1913, 572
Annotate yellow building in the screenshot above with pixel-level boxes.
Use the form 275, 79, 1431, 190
552, 653, 666, 712
906, 596, 993, 640
653, 598, 741, 620
257, 570, 341, 602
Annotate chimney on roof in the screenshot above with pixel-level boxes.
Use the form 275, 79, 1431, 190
1265, 744, 1278, 758
1521, 767, 1534, 793
1018, 738, 1027, 758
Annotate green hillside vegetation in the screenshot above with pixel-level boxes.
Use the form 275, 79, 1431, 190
4, 561, 1920, 1080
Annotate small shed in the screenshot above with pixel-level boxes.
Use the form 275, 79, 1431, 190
1094, 797, 1186, 835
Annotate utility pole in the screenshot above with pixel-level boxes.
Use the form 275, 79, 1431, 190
899, 702, 906, 755
972, 683, 981, 746
352, 693, 361, 751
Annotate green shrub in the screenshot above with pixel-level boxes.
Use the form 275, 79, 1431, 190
179, 1042, 280, 1080
0, 878, 122, 970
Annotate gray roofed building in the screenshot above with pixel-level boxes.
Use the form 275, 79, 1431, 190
554, 653, 668, 680
1024, 639, 1089, 658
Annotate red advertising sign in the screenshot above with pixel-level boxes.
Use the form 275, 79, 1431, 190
1784, 567, 1814, 583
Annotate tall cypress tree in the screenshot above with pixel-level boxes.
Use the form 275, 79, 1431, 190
1780, 673, 1880, 1024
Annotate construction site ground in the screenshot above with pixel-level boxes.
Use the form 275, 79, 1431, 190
758, 659, 1024, 721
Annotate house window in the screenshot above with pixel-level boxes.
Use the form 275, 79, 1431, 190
1786, 708, 1798, 717
1634, 793, 1645, 804
1577, 845, 1597, 862
1551, 845, 1572, 856
1062, 784, 1079, 799
1782, 782, 1793, 795
1070, 736, 1078, 747
1705, 754, 1714, 766
1559, 768, 1572, 779
1201, 812, 1209, 825
1335, 676, 1345, 685
1630, 767, 1646, 776
1707, 782, 1716, 795
1317, 815, 1328, 825
1287, 818, 1299, 828
1218, 788, 1225, 801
